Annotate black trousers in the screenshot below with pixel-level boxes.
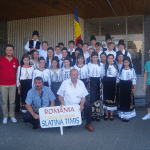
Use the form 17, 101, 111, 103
84, 101, 92, 125
23, 111, 39, 127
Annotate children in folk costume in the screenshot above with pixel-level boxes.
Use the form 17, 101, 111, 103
38, 41, 48, 61
58, 42, 64, 51
103, 34, 117, 52
82, 43, 89, 64
59, 47, 68, 68
116, 51, 124, 73
30, 50, 39, 69
17, 54, 34, 113
86, 48, 94, 64
95, 42, 103, 61
88, 35, 96, 51
100, 52, 107, 65
88, 51, 103, 122
76, 39, 83, 49
117, 40, 131, 59
103, 54, 118, 121
32, 57, 51, 88
54, 46, 62, 60
24, 30, 41, 53
105, 42, 117, 59
73, 47, 83, 66
50, 57, 62, 106
61, 56, 73, 81
68, 40, 75, 60
45, 47, 54, 69
116, 56, 136, 122
74, 53, 88, 87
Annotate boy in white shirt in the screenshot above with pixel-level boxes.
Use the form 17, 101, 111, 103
54, 46, 62, 60
38, 41, 48, 61
95, 42, 102, 61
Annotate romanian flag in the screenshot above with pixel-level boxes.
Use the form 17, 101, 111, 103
74, 5, 82, 46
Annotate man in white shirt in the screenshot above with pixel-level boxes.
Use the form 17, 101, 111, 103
105, 42, 116, 59
57, 69, 94, 132
38, 41, 48, 61
24, 30, 41, 52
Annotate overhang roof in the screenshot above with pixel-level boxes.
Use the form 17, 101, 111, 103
0, 0, 150, 21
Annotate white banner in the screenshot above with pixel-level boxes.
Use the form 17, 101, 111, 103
39, 105, 82, 128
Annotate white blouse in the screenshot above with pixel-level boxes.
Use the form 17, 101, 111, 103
106, 65, 118, 77
61, 67, 73, 81
117, 63, 123, 74
50, 69, 62, 82
117, 68, 137, 85
30, 60, 39, 70
74, 64, 88, 79
88, 63, 103, 78
16, 66, 34, 87
32, 69, 51, 87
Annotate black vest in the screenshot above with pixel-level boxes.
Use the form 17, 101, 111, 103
29, 40, 41, 49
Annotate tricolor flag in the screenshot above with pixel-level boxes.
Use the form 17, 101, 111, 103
74, 5, 82, 46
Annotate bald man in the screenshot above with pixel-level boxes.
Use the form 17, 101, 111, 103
57, 69, 94, 132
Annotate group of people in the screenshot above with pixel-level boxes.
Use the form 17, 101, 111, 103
0, 30, 149, 132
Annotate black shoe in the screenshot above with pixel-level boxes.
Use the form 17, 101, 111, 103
33, 125, 39, 130
96, 116, 100, 122
104, 115, 108, 121
91, 116, 96, 121
110, 115, 114, 121
122, 119, 129, 122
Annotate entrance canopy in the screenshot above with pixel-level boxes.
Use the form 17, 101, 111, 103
0, 0, 150, 21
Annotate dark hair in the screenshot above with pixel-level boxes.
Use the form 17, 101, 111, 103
34, 76, 43, 82
32, 50, 39, 60
77, 39, 83, 46
91, 51, 99, 64
64, 56, 71, 67
52, 56, 59, 69
116, 51, 124, 62
58, 42, 64, 47
42, 41, 48, 45
89, 48, 94, 51
100, 52, 107, 57
20, 53, 30, 66
107, 42, 114, 46
95, 42, 101, 47
77, 53, 85, 65
45, 47, 54, 68
6, 44, 14, 50
39, 56, 45, 62
62, 47, 68, 52
68, 40, 75, 45
83, 43, 89, 47
105, 54, 118, 76
32, 30, 39, 37
55, 46, 60, 49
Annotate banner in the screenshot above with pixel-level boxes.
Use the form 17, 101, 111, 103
39, 105, 82, 128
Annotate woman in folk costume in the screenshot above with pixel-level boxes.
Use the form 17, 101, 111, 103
24, 30, 41, 53
116, 56, 136, 122
45, 47, 54, 69
103, 54, 118, 121
32, 57, 51, 88
30, 50, 39, 70
88, 51, 103, 122
116, 51, 124, 74
61, 56, 73, 81
74, 53, 88, 87
50, 56, 62, 106
16, 54, 34, 113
